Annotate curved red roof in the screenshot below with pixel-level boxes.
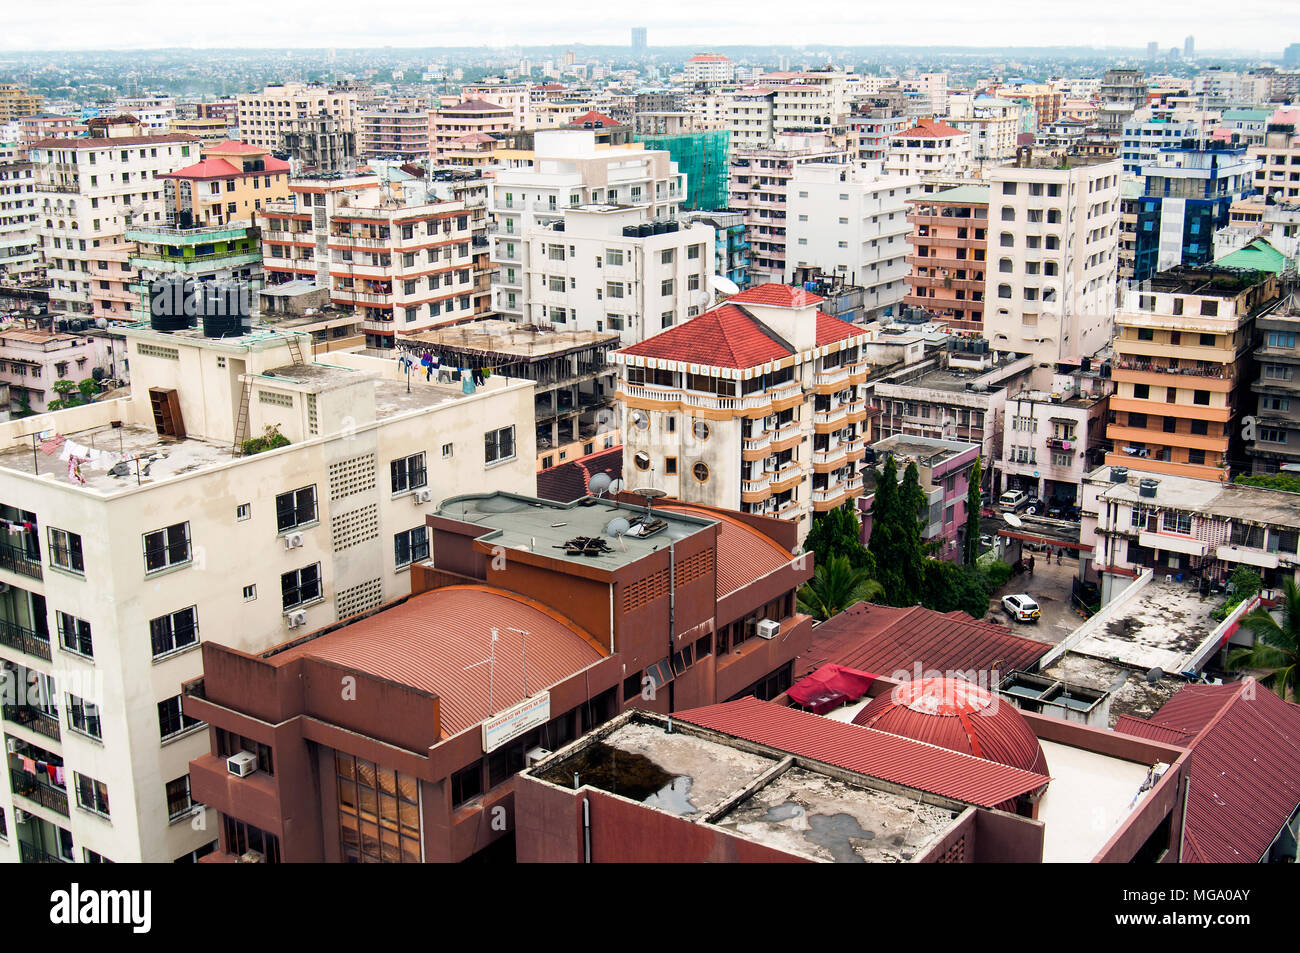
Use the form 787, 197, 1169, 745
894, 118, 967, 139
853, 676, 1049, 775
657, 502, 792, 597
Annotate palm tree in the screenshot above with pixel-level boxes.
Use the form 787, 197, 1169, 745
797, 555, 885, 622
1227, 578, 1300, 700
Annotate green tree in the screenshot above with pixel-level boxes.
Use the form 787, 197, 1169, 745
47, 378, 91, 411
922, 559, 992, 619
1234, 472, 1300, 494
805, 503, 875, 574
797, 555, 885, 622
1212, 566, 1263, 621
867, 456, 926, 606
963, 457, 983, 567
898, 460, 929, 595
1227, 578, 1300, 700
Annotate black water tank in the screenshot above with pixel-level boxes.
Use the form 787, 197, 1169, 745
653, 221, 668, 235
638, 224, 653, 238
622, 225, 638, 237
1110, 466, 1129, 483
666, 221, 679, 232
1138, 478, 1159, 498
148, 276, 191, 332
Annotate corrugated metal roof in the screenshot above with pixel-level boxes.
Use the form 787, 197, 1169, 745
657, 503, 792, 597
852, 677, 1050, 776
275, 585, 603, 739
675, 696, 1051, 809
797, 602, 1050, 683
1112, 715, 1191, 746
1116, 680, 1300, 863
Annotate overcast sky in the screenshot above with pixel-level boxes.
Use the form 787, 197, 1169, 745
0, 0, 1294, 52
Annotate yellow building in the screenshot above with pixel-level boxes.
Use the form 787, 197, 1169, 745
0, 84, 42, 122
168, 116, 233, 142
159, 141, 291, 228
1106, 267, 1279, 481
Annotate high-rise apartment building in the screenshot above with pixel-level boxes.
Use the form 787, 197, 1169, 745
983, 155, 1122, 386
0, 85, 42, 123
785, 161, 920, 320
0, 153, 39, 281
1249, 299, 1300, 474
430, 100, 514, 163
1098, 69, 1148, 134
729, 132, 849, 285
1250, 122, 1300, 205
0, 322, 534, 864
946, 97, 1026, 165
616, 284, 874, 541
357, 107, 433, 161
685, 54, 735, 86
903, 184, 990, 332
1106, 267, 1279, 481
234, 84, 358, 156
28, 119, 199, 321
159, 141, 291, 229
883, 118, 973, 184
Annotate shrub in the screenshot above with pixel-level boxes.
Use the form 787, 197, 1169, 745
241, 424, 290, 456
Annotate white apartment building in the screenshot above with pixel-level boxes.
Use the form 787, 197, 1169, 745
946, 96, 1026, 165
900, 74, 948, 117
0, 155, 38, 281
729, 132, 850, 285
1251, 123, 1300, 204
460, 84, 532, 129
489, 130, 686, 322
766, 73, 852, 141
728, 88, 776, 150
1121, 110, 1220, 174
235, 84, 358, 154
28, 121, 199, 321
983, 156, 1122, 388
111, 97, 177, 134
507, 204, 712, 345
785, 161, 920, 319
615, 283, 874, 542
684, 54, 735, 86
262, 171, 491, 348
883, 118, 973, 184
999, 382, 1109, 510
0, 321, 534, 864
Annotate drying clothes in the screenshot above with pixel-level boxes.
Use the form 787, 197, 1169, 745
462, 375, 476, 395
39, 434, 66, 456
54, 766, 65, 786
67, 455, 88, 485
44, 762, 58, 784
21, 757, 34, 775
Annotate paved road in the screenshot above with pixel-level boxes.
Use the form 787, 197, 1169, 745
988, 557, 1084, 645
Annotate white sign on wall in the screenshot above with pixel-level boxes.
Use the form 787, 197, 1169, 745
482, 692, 551, 753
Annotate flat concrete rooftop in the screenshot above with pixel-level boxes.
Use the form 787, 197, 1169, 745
404, 320, 619, 359
1067, 580, 1219, 673
435, 493, 713, 571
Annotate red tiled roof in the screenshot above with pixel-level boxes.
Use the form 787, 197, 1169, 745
536, 446, 623, 503
164, 157, 240, 179
796, 602, 1050, 683
618, 303, 790, 369
815, 312, 867, 346
852, 676, 1050, 775
675, 696, 1052, 809
688, 54, 730, 63
1116, 680, 1300, 863
1112, 715, 1191, 746
440, 98, 509, 113
657, 503, 792, 597
894, 118, 966, 139
729, 283, 825, 308
451, 132, 498, 144
567, 111, 619, 128
275, 585, 603, 739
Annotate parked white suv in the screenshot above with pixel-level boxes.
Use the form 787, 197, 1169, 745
1002, 594, 1041, 622
999, 490, 1028, 511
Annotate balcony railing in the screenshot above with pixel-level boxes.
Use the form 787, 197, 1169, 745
9, 769, 68, 816
1113, 359, 1231, 380
0, 619, 51, 662
19, 842, 67, 864
0, 543, 42, 580
3, 705, 61, 742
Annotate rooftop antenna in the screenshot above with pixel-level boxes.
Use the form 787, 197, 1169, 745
462, 628, 500, 716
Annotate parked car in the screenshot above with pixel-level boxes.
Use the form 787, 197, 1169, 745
998, 489, 1028, 511
1047, 501, 1081, 521
1023, 495, 1043, 516
1002, 594, 1041, 622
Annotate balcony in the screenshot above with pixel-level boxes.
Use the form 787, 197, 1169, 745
19, 842, 68, 864
770, 463, 803, 494
331, 234, 391, 250
9, 768, 68, 816
3, 705, 61, 742
262, 229, 312, 244
741, 433, 771, 459
813, 367, 850, 392
0, 543, 42, 581
0, 619, 51, 662
812, 445, 849, 472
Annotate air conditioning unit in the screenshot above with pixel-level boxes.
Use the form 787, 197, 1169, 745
525, 746, 552, 767
227, 751, 259, 778
286, 609, 307, 628
14, 809, 28, 824
756, 619, 781, 640
413, 488, 433, 504
5, 738, 18, 754
283, 532, 305, 550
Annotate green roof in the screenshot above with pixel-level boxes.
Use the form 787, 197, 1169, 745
1214, 238, 1292, 275
931, 184, 991, 204
1223, 109, 1270, 121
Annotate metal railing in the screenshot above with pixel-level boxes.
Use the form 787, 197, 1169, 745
19, 842, 67, 863
0, 543, 42, 580
3, 705, 61, 742
0, 619, 51, 662
9, 769, 69, 816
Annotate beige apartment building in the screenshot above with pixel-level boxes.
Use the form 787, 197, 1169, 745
160, 141, 290, 228
234, 84, 358, 154
358, 107, 433, 161
616, 284, 874, 542
903, 184, 990, 332
1106, 267, 1279, 481
0, 85, 43, 123
0, 321, 535, 864
430, 100, 514, 163
1250, 122, 1300, 205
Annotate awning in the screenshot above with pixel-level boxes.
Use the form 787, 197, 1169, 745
788, 664, 876, 715
1139, 531, 1207, 557
997, 529, 1091, 552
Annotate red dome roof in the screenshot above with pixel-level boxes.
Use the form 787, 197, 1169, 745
852, 677, 1049, 776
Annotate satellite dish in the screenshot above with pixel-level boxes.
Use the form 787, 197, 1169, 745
608, 478, 624, 494
1004, 512, 1023, 529
95, 318, 108, 329
692, 289, 712, 309
709, 274, 740, 297
605, 517, 630, 538
1145, 667, 1165, 685
588, 473, 612, 497
634, 487, 667, 500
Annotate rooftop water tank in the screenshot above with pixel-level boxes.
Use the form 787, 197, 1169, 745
1110, 466, 1129, 483
1138, 478, 1159, 498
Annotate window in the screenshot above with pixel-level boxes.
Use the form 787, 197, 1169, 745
1162, 511, 1193, 534
634, 452, 651, 471
67, 694, 101, 740
243, 584, 257, 601
282, 564, 322, 611
336, 753, 421, 863
1267, 332, 1296, 349
693, 462, 710, 483
75, 773, 110, 817
485, 426, 515, 465
442, 443, 453, 459
606, 281, 624, 298
394, 527, 430, 568
660, 248, 675, 265
1191, 420, 1209, 436
665, 457, 678, 475
1194, 390, 1210, 406
57, 611, 93, 658
998, 284, 1011, 299
606, 249, 624, 266
390, 453, 427, 494
661, 310, 674, 329
166, 776, 193, 821
47, 527, 84, 574
1259, 427, 1287, 443
143, 522, 191, 573
688, 244, 701, 260
236, 503, 251, 521
150, 606, 198, 658
224, 818, 281, 863
275, 486, 317, 532
158, 694, 202, 741
1264, 364, 1294, 381
1187, 448, 1206, 466
1133, 384, 1150, 400
661, 278, 675, 297
451, 762, 484, 808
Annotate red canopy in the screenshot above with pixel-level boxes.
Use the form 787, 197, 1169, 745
788, 664, 876, 714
